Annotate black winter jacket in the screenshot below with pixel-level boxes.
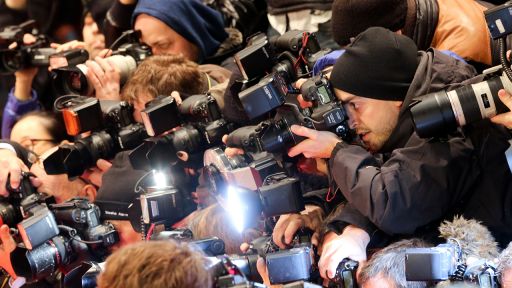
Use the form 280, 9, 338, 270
316, 49, 512, 247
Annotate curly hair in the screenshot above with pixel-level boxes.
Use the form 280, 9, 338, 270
96, 240, 211, 288
121, 54, 209, 104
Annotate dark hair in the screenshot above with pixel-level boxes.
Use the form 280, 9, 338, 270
331, 0, 408, 46
19, 111, 73, 143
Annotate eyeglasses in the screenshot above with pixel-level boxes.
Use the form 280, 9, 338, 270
20, 138, 55, 152
26, 149, 99, 189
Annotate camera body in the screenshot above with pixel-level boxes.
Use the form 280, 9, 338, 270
0, 20, 59, 74
131, 94, 234, 170
227, 94, 351, 154
50, 198, 118, 250
249, 230, 313, 284
11, 198, 118, 282
0, 172, 56, 228
235, 30, 331, 120
328, 258, 359, 288
405, 242, 499, 287
43, 97, 147, 178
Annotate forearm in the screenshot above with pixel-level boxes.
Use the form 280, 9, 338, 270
13, 78, 33, 102
2, 88, 39, 139
327, 138, 475, 235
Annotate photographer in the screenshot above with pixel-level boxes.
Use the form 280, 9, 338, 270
132, 0, 241, 67
273, 27, 512, 280
1, 9, 110, 138
330, 0, 499, 69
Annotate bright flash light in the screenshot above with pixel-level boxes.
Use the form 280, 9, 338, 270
226, 186, 247, 233
153, 170, 167, 188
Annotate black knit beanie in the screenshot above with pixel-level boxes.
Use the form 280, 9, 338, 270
330, 27, 418, 101
331, 0, 407, 46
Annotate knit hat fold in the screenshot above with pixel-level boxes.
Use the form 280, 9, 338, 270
133, 0, 228, 62
330, 27, 418, 101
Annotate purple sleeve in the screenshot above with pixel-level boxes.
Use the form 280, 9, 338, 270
2, 87, 40, 139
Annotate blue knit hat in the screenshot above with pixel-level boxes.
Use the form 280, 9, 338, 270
132, 0, 228, 63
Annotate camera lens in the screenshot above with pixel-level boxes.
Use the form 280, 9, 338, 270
11, 235, 70, 281
260, 120, 295, 153
411, 76, 510, 138
68, 71, 83, 91
0, 202, 19, 226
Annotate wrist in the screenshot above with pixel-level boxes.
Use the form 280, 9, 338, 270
13, 79, 33, 101
344, 225, 370, 247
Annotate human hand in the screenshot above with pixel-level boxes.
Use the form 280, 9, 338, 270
50, 40, 87, 52
318, 226, 369, 279
287, 125, 341, 158
85, 56, 121, 100
272, 205, 324, 249
12, 34, 38, 100
81, 159, 112, 187
0, 149, 30, 197
222, 134, 245, 158
294, 78, 313, 109
491, 89, 512, 129
0, 224, 17, 278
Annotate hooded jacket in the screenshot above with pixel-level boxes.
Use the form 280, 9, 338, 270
318, 49, 512, 247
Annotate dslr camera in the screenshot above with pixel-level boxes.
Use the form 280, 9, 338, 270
11, 197, 118, 282
227, 74, 352, 154
0, 172, 55, 227
130, 94, 234, 170
52, 30, 151, 96
405, 241, 499, 287
43, 96, 147, 178
409, 2, 512, 138
235, 30, 331, 120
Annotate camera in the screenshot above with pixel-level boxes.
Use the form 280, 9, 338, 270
405, 242, 464, 281
248, 230, 314, 285
409, 1, 512, 138
52, 30, 151, 96
203, 147, 284, 193
235, 30, 330, 83
235, 30, 331, 120
0, 172, 56, 227
0, 20, 59, 74
405, 241, 499, 287
43, 97, 147, 178
410, 67, 511, 138
327, 258, 359, 288
227, 101, 352, 154
130, 94, 234, 170
11, 198, 118, 282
